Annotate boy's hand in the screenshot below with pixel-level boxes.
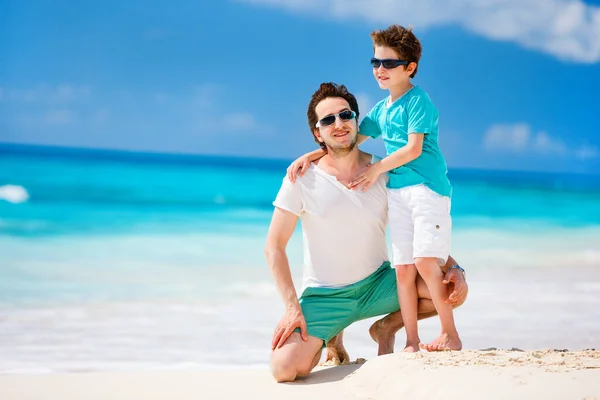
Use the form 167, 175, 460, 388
287, 155, 311, 182
348, 162, 384, 191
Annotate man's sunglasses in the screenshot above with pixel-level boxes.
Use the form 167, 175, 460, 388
370, 58, 410, 69
316, 110, 357, 128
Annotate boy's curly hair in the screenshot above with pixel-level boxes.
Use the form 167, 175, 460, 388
371, 25, 422, 78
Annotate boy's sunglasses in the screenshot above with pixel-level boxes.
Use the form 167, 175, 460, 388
370, 58, 410, 69
315, 110, 357, 128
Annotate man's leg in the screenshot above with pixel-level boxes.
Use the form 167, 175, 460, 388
270, 332, 324, 382
279, 283, 357, 376
324, 330, 350, 365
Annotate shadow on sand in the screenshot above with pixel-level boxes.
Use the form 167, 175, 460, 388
286, 363, 364, 385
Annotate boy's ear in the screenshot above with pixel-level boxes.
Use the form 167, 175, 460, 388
407, 61, 418, 74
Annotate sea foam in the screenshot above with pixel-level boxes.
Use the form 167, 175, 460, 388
0, 185, 29, 203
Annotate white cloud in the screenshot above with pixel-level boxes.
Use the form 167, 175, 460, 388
199, 112, 260, 134
12, 109, 77, 128
3, 84, 91, 104
483, 122, 531, 152
152, 92, 170, 105
189, 84, 265, 135
223, 112, 258, 131
575, 144, 599, 160
191, 84, 222, 109
240, 0, 600, 63
91, 109, 110, 128
143, 29, 169, 40
532, 130, 566, 154
42, 109, 76, 125
483, 122, 596, 159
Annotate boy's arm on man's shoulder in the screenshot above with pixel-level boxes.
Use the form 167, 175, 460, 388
377, 133, 423, 173
287, 148, 325, 182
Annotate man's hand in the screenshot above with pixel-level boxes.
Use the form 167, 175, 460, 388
348, 162, 384, 192
271, 305, 308, 349
443, 268, 468, 306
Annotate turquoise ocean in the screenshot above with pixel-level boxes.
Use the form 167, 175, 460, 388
1, 143, 599, 373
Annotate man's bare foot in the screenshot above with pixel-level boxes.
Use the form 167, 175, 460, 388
369, 318, 397, 356
324, 333, 350, 365
403, 341, 420, 353
419, 333, 462, 352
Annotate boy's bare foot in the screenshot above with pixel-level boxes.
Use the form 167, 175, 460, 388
324, 333, 350, 365
369, 318, 397, 356
419, 333, 462, 352
403, 341, 420, 352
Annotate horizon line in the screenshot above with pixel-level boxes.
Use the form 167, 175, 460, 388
2, 141, 600, 178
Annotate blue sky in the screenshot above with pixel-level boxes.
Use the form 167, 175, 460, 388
1, 0, 599, 173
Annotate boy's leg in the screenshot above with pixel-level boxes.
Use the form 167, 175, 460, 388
415, 257, 462, 351
388, 188, 421, 352
411, 185, 460, 351
395, 264, 420, 352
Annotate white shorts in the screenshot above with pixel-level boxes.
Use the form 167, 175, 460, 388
388, 184, 452, 267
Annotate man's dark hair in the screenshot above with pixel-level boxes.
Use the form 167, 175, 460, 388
307, 83, 360, 150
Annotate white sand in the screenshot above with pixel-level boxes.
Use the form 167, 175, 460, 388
1, 349, 598, 400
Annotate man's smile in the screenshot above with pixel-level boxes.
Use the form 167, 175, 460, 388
332, 130, 349, 138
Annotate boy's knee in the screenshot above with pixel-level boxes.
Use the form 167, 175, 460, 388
414, 258, 440, 278
395, 264, 416, 282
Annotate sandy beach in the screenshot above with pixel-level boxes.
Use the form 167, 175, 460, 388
1, 349, 598, 400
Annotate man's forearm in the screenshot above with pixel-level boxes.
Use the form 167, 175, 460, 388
441, 255, 458, 274
266, 248, 300, 310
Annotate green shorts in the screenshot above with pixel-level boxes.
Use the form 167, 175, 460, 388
297, 262, 399, 346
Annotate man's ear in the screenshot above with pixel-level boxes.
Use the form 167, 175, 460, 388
314, 129, 324, 143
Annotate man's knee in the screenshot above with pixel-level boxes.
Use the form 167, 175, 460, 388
296, 364, 314, 378
270, 335, 321, 382
270, 358, 298, 383
270, 355, 315, 382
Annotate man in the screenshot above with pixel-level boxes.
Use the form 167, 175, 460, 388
264, 82, 468, 383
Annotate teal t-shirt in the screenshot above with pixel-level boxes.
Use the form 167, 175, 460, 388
359, 86, 452, 197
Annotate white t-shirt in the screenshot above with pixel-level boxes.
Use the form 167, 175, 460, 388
273, 157, 389, 291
